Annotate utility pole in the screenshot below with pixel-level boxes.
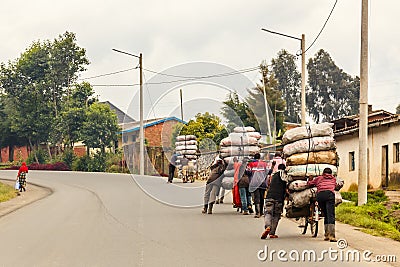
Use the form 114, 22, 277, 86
358, 0, 368, 206
112, 49, 144, 175
261, 29, 306, 126
180, 89, 184, 121
139, 53, 144, 175
301, 34, 306, 126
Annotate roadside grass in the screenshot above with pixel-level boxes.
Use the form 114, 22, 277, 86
0, 182, 17, 202
336, 190, 400, 241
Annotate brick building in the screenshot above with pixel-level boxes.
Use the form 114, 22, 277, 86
120, 117, 184, 175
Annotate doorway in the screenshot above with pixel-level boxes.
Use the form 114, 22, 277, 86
382, 145, 389, 188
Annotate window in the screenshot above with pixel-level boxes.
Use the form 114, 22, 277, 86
349, 151, 355, 171
394, 143, 400, 163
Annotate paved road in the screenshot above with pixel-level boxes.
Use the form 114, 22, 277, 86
0, 170, 397, 267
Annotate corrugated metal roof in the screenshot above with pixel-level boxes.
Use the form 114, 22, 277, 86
120, 116, 186, 133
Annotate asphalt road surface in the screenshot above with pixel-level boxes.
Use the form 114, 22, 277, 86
0, 170, 396, 267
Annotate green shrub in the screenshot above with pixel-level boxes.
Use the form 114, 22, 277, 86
72, 155, 91, 172
27, 149, 49, 164
62, 149, 76, 169
348, 183, 358, 192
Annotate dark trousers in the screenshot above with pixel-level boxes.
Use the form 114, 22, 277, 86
168, 165, 175, 182
252, 188, 266, 214
317, 190, 335, 225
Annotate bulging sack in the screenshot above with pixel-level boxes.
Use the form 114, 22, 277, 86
176, 135, 197, 142
283, 136, 336, 157
282, 122, 334, 144
286, 150, 338, 166
220, 145, 260, 157
175, 145, 198, 151
175, 140, 197, 146
288, 180, 309, 191
286, 164, 337, 177
289, 188, 316, 208
233, 126, 256, 133
220, 136, 258, 146
221, 176, 234, 190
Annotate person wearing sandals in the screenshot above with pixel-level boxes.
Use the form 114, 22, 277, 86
261, 163, 287, 239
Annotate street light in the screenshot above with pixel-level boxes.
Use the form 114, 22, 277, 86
261, 28, 306, 126
112, 49, 144, 175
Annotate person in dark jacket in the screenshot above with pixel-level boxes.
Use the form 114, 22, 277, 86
307, 167, 337, 242
247, 153, 269, 218
202, 157, 226, 214
261, 163, 287, 239
168, 151, 178, 183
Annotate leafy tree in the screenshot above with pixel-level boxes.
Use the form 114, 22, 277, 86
246, 61, 285, 140
271, 49, 301, 123
177, 112, 228, 150
307, 49, 360, 122
221, 92, 255, 131
396, 104, 400, 114
80, 102, 120, 154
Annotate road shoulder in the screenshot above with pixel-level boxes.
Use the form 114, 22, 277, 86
0, 178, 52, 218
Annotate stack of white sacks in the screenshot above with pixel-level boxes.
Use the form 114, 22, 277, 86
219, 126, 261, 190
175, 135, 198, 170
282, 123, 340, 217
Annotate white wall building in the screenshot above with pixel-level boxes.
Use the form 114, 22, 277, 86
332, 106, 400, 190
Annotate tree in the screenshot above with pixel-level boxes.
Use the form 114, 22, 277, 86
246, 61, 285, 139
271, 49, 301, 123
221, 92, 255, 131
80, 102, 120, 154
396, 104, 400, 114
176, 112, 228, 150
0, 31, 90, 160
307, 49, 360, 122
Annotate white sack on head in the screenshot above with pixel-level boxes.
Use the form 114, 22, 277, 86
286, 164, 337, 177
179, 150, 197, 155
286, 150, 338, 166
282, 122, 334, 144
335, 191, 343, 206
283, 136, 336, 157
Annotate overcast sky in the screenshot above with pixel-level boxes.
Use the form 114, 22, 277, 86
1, 0, 399, 121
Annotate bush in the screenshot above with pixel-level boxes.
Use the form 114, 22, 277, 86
26, 149, 49, 164
348, 183, 358, 192
72, 152, 106, 172
341, 190, 389, 205
62, 149, 76, 169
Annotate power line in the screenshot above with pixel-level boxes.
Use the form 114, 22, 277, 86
78, 66, 138, 81
302, 0, 338, 55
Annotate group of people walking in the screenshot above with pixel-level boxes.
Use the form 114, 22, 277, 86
202, 152, 337, 242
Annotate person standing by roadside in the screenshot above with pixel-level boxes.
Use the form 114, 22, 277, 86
202, 157, 226, 214
247, 153, 268, 218
261, 164, 287, 239
307, 167, 337, 242
16, 162, 29, 192
168, 151, 178, 183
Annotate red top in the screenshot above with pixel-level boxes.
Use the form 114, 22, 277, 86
18, 162, 29, 176
307, 173, 336, 193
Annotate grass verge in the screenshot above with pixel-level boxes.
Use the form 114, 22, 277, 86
0, 181, 18, 202
336, 190, 400, 241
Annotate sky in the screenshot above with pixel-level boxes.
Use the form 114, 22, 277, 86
1, 0, 399, 122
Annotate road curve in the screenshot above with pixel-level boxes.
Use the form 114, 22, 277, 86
0, 170, 393, 267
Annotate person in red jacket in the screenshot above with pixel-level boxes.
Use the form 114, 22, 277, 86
307, 167, 337, 242
17, 162, 29, 192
